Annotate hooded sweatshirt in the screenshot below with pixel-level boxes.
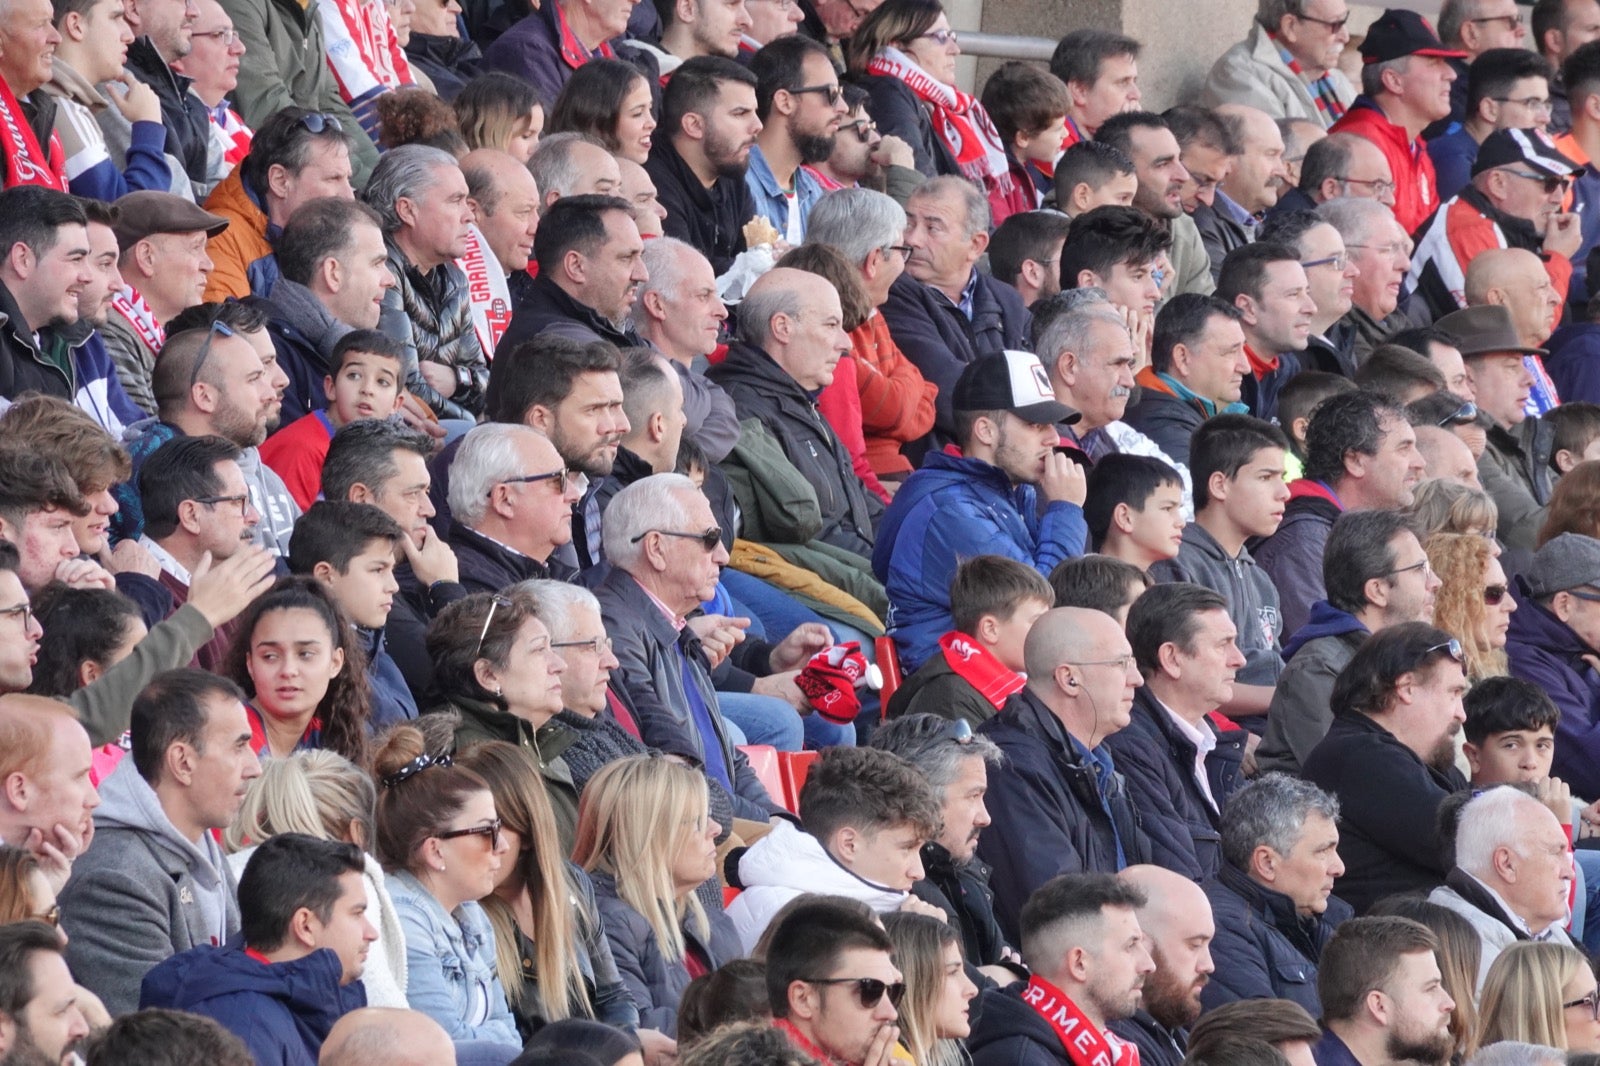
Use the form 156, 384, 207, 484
1149, 522, 1283, 687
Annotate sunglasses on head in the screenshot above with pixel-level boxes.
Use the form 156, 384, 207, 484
1420, 638, 1465, 665
1439, 401, 1478, 426
802, 976, 907, 1010
189, 319, 236, 389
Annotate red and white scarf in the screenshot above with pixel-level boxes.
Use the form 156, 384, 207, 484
208, 105, 254, 171
865, 47, 1011, 193
457, 223, 513, 362
939, 631, 1025, 710
1021, 975, 1141, 1066
0, 78, 65, 191
319, 0, 414, 100
111, 286, 165, 356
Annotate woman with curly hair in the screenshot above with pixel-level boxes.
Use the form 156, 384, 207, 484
1540, 460, 1600, 546
1425, 531, 1516, 682
223, 577, 372, 765
377, 87, 469, 153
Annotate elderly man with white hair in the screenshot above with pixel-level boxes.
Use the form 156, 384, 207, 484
593, 473, 787, 818
1317, 195, 1418, 363
445, 422, 584, 593
1429, 785, 1575, 986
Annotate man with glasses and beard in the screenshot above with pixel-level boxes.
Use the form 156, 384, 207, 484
805, 86, 919, 195
1110, 866, 1215, 1066
0, 923, 89, 1066
745, 36, 845, 243
1303, 623, 1471, 915
1313, 916, 1457, 1066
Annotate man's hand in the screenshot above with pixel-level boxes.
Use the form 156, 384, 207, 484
1241, 732, 1262, 778
1545, 211, 1583, 260
100, 538, 161, 579
53, 558, 115, 590
873, 134, 915, 170
1039, 450, 1087, 506
636, 1029, 677, 1066
106, 72, 162, 124
898, 895, 948, 921
26, 823, 85, 894
978, 963, 1021, 985
397, 393, 447, 439
401, 529, 458, 587
185, 547, 278, 629
1540, 775, 1576, 827
417, 361, 457, 399
861, 1023, 902, 1066
687, 614, 750, 668
751, 670, 810, 712
769, 622, 834, 672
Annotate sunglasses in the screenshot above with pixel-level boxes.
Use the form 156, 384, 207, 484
299, 112, 343, 134
1484, 584, 1510, 606
189, 319, 236, 389
437, 818, 503, 850
942, 718, 974, 744
1421, 638, 1465, 664
842, 120, 878, 143
802, 976, 907, 1010
630, 527, 723, 551
1502, 168, 1571, 195
493, 467, 575, 496
1439, 401, 1478, 426
789, 83, 843, 106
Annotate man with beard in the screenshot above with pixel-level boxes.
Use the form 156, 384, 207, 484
648, 0, 751, 72
1096, 111, 1215, 299
1314, 916, 1457, 1065
967, 872, 1155, 1066
1257, 211, 1362, 377
1111, 866, 1215, 1066
0, 923, 90, 1066
1303, 623, 1471, 915
745, 36, 844, 243
804, 86, 919, 197
0, 189, 93, 406
646, 56, 761, 274
1216, 242, 1315, 423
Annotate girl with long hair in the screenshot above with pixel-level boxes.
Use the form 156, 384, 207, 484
881, 912, 977, 1066
1477, 941, 1600, 1052
546, 60, 656, 164
455, 72, 545, 162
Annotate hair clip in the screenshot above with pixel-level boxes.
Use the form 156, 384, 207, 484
380, 750, 453, 788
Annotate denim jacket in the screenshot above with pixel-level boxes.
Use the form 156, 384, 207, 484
387, 870, 521, 1049
743, 143, 825, 243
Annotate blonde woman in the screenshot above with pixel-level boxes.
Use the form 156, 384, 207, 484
225, 750, 408, 1008
1407, 480, 1500, 547
1477, 941, 1600, 1053
572, 756, 742, 1038
881, 912, 977, 1066
454, 72, 545, 162
1425, 531, 1516, 682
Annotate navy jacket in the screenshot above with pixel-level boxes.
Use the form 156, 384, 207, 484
976, 687, 1150, 942
1544, 321, 1600, 406
1505, 575, 1600, 800
126, 36, 209, 187
388, 563, 467, 704
967, 984, 1074, 1066
360, 625, 418, 729
1201, 861, 1352, 1018
912, 842, 1014, 973
1121, 386, 1206, 470
140, 945, 365, 1065
1252, 483, 1342, 639
448, 522, 571, 595
1109, 1011, 1186, 1066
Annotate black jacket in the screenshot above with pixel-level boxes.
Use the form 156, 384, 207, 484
976, 687, 1150, 942
444, 692, 581, 849
1252, 487, 1342, 639
645, 138, 753, 275
448, 522, 571, 594
496, 274, 642, 358
0, 275, 69, 402
389, 562, 468, 705
968, 984, 1074, 1066
403, 32, 483, 101
885, 652, 999, 727
912, 842, 1014, 973
1192, 200, 1253, 281
852, 73, 960, 179
1109, 1011, 1186, 1066
1121, 385, 1207, 470
1201, 861, 1352, 1018
707, 341, 882, 559
126, 37, 209, 186
1302, 711, 1466, 914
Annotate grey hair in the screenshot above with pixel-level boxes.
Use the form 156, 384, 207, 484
1436, 0, 1485, 47
1361, 55, 1411, 98
805, 188, 908, 267
445, 422, 543, 528
1463, 1042, 1566, 1066
601, 472, 697, 571
1315, 195, 1392, 247
633, 237, 704, 313
362, 145, 461, 235
868, 717, 1003, 797
909, 175, 991, 239
739, 283, 805, 349
1220, 773, 1341, 871
529, 132, 606, 202
1454, 786, 1544, 877
1255, 0, 1306, 30
1035, 302, 1130, 367
507, 578, 601, 641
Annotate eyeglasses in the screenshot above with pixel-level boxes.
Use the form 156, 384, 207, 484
1438, 400, 1478, 426
1337, 176, 1398, 197
886, 244, 914, 259
1345, 240, 1408, 258
1468, 12, 1523, 29
1491, 95, 1553, 114
917, 28, 958, 46
789, 84, 844, 106
379, 749, 453, 788
0, 602, 36, 627
30, 905, 60, 928
1421, 638, 1465, 664
552, 635, 615, 655
629, 527, 723, 551
192, 26, 239, 44
800, 976, 907, 1010
189, 319, 236, 389
1502, 169, 1571, 195
1484, 584, 1510, 606
193, 493, 251, 517
1300, 253, 1348, 271
473, 594, 512, 661
842, 120, 878, 143
1566, 990, 1600, 1020
1066, 655, 1136, 672
1294, 11, 1350, 31
437, 818, 504, 850
298, 112, 343, 134
493, 467, 575, 496
1384, 557, 1434, 579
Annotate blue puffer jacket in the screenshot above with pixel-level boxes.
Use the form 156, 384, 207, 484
140, 944, 365, 1065
873, 448, 1087, 673
1505, 575, 1600, 801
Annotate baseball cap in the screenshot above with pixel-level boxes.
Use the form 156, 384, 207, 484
1359, 9, 1467, 64
1433, 304, 1547, 358
951, 350, 1080, 426
1523, 533, 1600, 599
111, 192, 229, 251
1472, 127, 1582, 179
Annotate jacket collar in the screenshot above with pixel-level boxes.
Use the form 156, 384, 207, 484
525, 273, 640, 347
1443, 865, 1547, 941
45, 57, 107, 110
650, 137, 716, 202
716, 341, 815, 402
601, 566, 684, 651
127, 36, 190, 94
0, 274, 42, 357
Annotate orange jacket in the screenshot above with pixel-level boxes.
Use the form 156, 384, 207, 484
851, 313, 938, 476
202, 168, 273, 302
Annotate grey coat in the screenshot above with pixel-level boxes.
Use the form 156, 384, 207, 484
1256, 628, 1365, 777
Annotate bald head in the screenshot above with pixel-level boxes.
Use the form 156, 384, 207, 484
741, 267, 847, 390
1024, 606, 1124, 681
1464, 247, 1545, 306
1414, 426, 1481, 488
1118, 864, 1215, 1028
461, 149, 537, 204
319, 1009, 455, 1066
1119, 865, 1211, 939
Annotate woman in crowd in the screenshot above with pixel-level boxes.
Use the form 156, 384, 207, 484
403, 0, 482, 99
571, 756, 741, 1037
1407, 480, 1500, 547
844, 0, 1024, 221
453, 742, 644, 1040
515, 1019, 643, 1066
224, 750, 408, 1008
378, 87, 470, 152
27, 587, 146, 698
374, 722, 521, 1059
1425, 532, 1515, 683
882, 912, 977, 1066
1477, 941, 1600, 1053
1539, 460, 1600, 546
223, 577, 372, 765
1367, 896, 1481, 1059
547, 60, 657, 165
0, 846, 59, 932
455, 72, 545, 162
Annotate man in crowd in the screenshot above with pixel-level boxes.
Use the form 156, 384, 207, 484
0, 188, 93, 404
1204, 0, 1355, 126
1427, 49, 1556, 201
0, 446, 90, 595
1435, 0, 1530, 134
1276, 133, 1398, 215
1059, 206, 1169, 344
745, 35, 842, 242
650, 0, 751, 71
496, 194, 646, 351
529, 134, 622, 209
989, 211, 1075, 309
1536, 0, 1600, 132
0, 923, 91, 1066
1257, 209, 1362, 377
1317, 195, 1416, 362
123, 0, 211, 191
1313, 916, 1457, 1065
1216, 240, 1315, 421
1112, 865, 1216, 1066
460, 149, 541, 344
1034, 292, 1165, 469
320, 1009, 457, 1066
1047, 142, 1137, 220
1203, 773, 1351, 1017
444, 422, 580, 591
1049, 29, 1143, 144
1095, 110, 1216, 299
1197, 105, 1289, 276
0, 693, 100, 891
1124, 293, 1250, 471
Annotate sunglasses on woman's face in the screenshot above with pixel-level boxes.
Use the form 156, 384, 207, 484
1484, 584, 1510, 606
437, 818, 503, 850
801, 976, 907, 1010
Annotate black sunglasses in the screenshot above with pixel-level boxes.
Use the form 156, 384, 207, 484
299, 112, 343, 134
1439, 400, 1478, 426
630, 528, 722, 551
437, 818, 503, 850
801, 976, 906, 1010
789, 83, 843, 106
942, 718, 974, 744
1484, 584, 1510, 606
189, 319, 236, 389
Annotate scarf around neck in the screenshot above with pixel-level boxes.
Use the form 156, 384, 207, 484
0, 79, 65, 191
1267, 29, 1346, 123
939, 632, 1025, 710
111, 285, 165, 355
1021, 975, 1141, 1066
866, 47, 1011, 190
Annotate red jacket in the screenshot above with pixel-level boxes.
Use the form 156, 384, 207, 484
850, 313, 937, 477
1331, 98, 1440, 234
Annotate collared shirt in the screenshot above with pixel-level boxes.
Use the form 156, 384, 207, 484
1215, 188, 1259, 232
1461, 869, 1569, 939
470, 526, 535, 562
1065, 730, 1128, 868
139, 535, 191, 586
743, 143, 825, 245
640, 581, 688, 633
1155, 696, 1218, 812
956, 268, 980, 321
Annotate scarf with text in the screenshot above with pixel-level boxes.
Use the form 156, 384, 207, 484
1021, 975, 1141, 1066
939, 631, 1025, 710
1267, 29, 1346, 123
110, 286, 165, 355
0, 79, 65, 191
458, 223, 513, 361
866, 47, 1012, 194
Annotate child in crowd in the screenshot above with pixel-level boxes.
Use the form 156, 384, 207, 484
1048, 554, 1150, 625
980, 62, 1072, 209
1083, 453, 1187, 572
1274, 370, 1354, 483
1545, 401, 1600, 477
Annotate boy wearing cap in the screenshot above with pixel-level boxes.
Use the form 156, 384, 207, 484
1329, 8, 1468, 232
872, 349, 1088, 673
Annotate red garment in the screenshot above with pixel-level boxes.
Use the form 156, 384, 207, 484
817, 356, 890, 503
1021, 975, 1141, 1066
1409, 193, 1573, 310
774, 1019, 844, 1066
158, 570, 239, 672
1244, 344, 1279, 378
938, 631, 1025, 709
0, 79, 65, 190
850, 313, 937, 477
1330, 100, 1439, 233
258, 411, 335, 511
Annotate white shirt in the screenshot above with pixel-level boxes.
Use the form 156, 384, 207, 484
1157, 697, 1218, 812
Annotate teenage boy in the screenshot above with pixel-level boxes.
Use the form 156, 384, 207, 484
1544, 401, 1600, 476
1048, 555, 1151, 626
1151, 415, 1291, 720
259, 331, 406, 510
1083, 454, 1188, 572
981, 62, 1073, 206
886, 555, 1055, 728
287, 501, 417, 729
1274, 370, 1355, 483
1059, 206, 1171, 327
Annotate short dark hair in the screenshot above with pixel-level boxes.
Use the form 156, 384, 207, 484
485, 334, 622, 424
1216, 241, 1301, 305
949, 554, 1054, 634
1190, 413, 1289, 511
1048, 554, 1151, 616
1054, 140, 1135, 202
522, 1020, 642, 1063
750, 35, 833, 122
1151, 293, 1243, 374
533, 193, 634, 275
1330, 621, 1461, 720
1256, 208, 1327, 253
1186, 1000, 1321, 1064
1545, 400, 1600, 461
1019, 872, 1147, 969
0, 186, 87, 264
165, 299, 271, 340
321, 419, 434, 502
130, 669, 246, 785
677, 958, 771, 1044
798, 746, 942, 844
276, 198, 384, 287
1059, 205, 1170, 290
288, 500, 403, 575
26, 587, 144, 699
1276, 370, 1356, 444
1127, 581, 1230, 676
84, 1008, 254, 1066
1463, 675, 1561, 745
1466, 47, 1552, 112
0, 540, 17, 576
981, 62, 1071, 146
0, 921, 67, 1025
764, 898, 894, 1018
1083, 454, 1184, 548
0, 445, 87, 535
1161, 105, 1236, 154
137, 435, 242, 541
1318, 916, 1441, 1024
240, 107, 351, 200
1094, 110, 1170, 160
663, 55, 757, 138
989, 211, 1074, 290
330, 329, 406, 377
1050, 29, 1140, 88
1389, 325, 1462, 359
1303, 390, 1410, 486
1565, 38, 1600, 103
238, 833, 365, 952
1323, 509, 1415, 614
1354, 344, 1447, 399
1184, 1040, 1292, 1066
